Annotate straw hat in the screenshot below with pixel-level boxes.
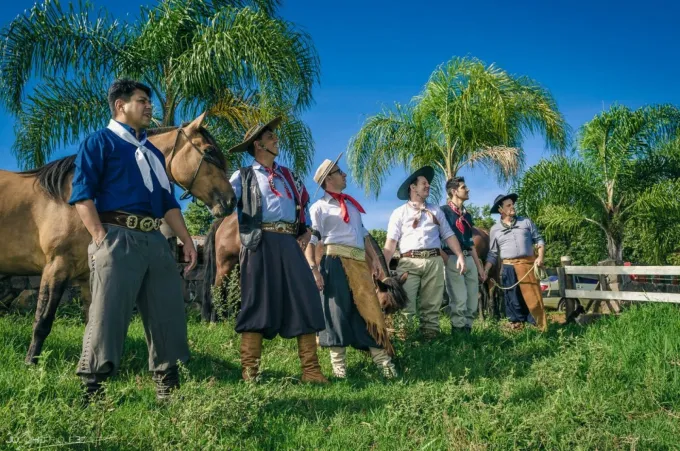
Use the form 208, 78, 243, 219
312, 152, 344, 197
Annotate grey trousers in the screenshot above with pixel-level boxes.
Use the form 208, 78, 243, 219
77, 225, 190, 378
444, 254, 478, 328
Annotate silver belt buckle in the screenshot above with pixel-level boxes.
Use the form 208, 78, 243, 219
126, 215, 139, 229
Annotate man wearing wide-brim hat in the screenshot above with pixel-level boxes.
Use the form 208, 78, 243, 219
484, 193, 548, 331
227, 117, 328, 383
304, 153, 407, 379
382, 166, 467, 339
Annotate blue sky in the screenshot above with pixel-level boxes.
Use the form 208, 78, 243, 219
1, 0, 679, 229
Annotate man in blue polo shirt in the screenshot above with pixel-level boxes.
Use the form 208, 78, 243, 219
69, 79, 197, 402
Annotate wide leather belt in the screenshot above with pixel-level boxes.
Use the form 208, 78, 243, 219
401, 248, 440, 259
444, 248, 472, 256
262, 221, 297, 235
325, 244, 366, 261
99, 211, 161, 232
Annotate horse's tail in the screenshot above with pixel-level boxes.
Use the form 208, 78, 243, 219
201, 217, 225, 322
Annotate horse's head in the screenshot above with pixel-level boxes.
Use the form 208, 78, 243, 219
373, 272, 409, 314
151, 112, 236, 218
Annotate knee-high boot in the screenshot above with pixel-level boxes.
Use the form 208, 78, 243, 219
297, 334, 329, 384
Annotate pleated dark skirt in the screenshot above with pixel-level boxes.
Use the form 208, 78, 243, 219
236, 231, 325, 339
317, 255, 379, 350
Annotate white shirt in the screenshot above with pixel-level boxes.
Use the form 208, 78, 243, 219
309, 192, 368, 249
229, 161, 297, 223
386, 202, 454, 254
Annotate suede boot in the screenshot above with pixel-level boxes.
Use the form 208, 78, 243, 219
240, 332, 263, 381
297, 334, 329, 384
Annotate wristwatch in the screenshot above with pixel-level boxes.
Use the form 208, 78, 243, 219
309, 264, 318, 271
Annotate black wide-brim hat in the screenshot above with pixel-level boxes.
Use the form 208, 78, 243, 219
397, 166, 434, 200
491, 193, 518, 214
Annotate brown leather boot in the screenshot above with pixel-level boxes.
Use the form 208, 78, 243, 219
297, 334, 329, 384
240, 332, 263, 381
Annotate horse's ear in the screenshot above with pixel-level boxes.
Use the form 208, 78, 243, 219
187, 111, 208, 130
373, 273, 387, 291
398, 272, 408, 285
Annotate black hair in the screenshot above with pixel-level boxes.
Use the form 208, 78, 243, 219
107, 79, 152, 116
446, 176, 465, 198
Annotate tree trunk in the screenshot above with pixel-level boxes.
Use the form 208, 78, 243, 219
605, 232, 623, 264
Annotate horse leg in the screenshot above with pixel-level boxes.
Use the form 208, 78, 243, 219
26, 258, 69, 364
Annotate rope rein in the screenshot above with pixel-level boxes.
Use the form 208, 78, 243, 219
488, 260, 545, 291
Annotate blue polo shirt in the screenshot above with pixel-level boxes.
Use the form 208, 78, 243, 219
68, 121, 180, 218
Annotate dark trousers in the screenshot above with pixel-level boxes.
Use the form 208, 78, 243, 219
501, 264, 536, 325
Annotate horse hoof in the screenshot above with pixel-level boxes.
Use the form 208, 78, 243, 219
24, 355, 38, 365
25, 345, 40, 365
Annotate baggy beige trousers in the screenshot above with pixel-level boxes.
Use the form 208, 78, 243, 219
77, 225, 190, 378
396, 256, 445, 334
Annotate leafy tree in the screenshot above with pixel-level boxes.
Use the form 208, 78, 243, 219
368, 229, 387, 249
466, 203, 495, 231
347, 56, 568, 199
517, 105, 680, 263
0, 0, 319, 174
183, 201, 214, 236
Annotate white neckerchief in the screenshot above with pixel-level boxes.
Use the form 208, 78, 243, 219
106, 119, 172, 193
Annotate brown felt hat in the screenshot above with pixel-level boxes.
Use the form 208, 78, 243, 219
226, 116, 282, 154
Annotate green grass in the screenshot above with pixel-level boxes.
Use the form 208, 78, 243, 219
1, 304, 679, 450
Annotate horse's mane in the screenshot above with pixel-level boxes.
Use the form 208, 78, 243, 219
18, 124, 226, 201
18, 155, 77, 201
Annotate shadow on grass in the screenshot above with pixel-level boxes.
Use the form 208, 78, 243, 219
393, 316, 594, 382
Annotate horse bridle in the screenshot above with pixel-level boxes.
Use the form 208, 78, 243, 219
166, 127, 224, 200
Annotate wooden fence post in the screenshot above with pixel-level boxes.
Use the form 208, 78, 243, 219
559, 255, 578, 321
596, 259, 622, 314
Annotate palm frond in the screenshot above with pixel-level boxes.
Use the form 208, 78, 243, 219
346, 104, 432, 198
514, 156, 603, 221
0, 0, 127, 113
169, 6, 319, 113
12, 77, 110, 169
536, 204, 593, 240
458, 145, 523, 184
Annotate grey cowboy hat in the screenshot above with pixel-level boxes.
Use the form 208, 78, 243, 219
490, 193, 518, 214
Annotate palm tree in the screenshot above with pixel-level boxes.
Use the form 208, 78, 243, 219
0, 0, 318, 175
517, 105, 680, 263
346, 56, 569, 198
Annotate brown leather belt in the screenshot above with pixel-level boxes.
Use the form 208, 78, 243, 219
262, 221, 297, 235
444, 248, 472, 256
99, 211, 162, 232
401, 248, 440, 258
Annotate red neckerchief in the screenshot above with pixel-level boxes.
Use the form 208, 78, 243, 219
448, 201, 472, 233
279, 166, 309, 226
262, 164, 292, 199
326, 191, 366, 223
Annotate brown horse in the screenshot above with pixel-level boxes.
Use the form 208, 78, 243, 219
200, 216, 409, 322
472, 227, 503, 320
0, 112, 236, 364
